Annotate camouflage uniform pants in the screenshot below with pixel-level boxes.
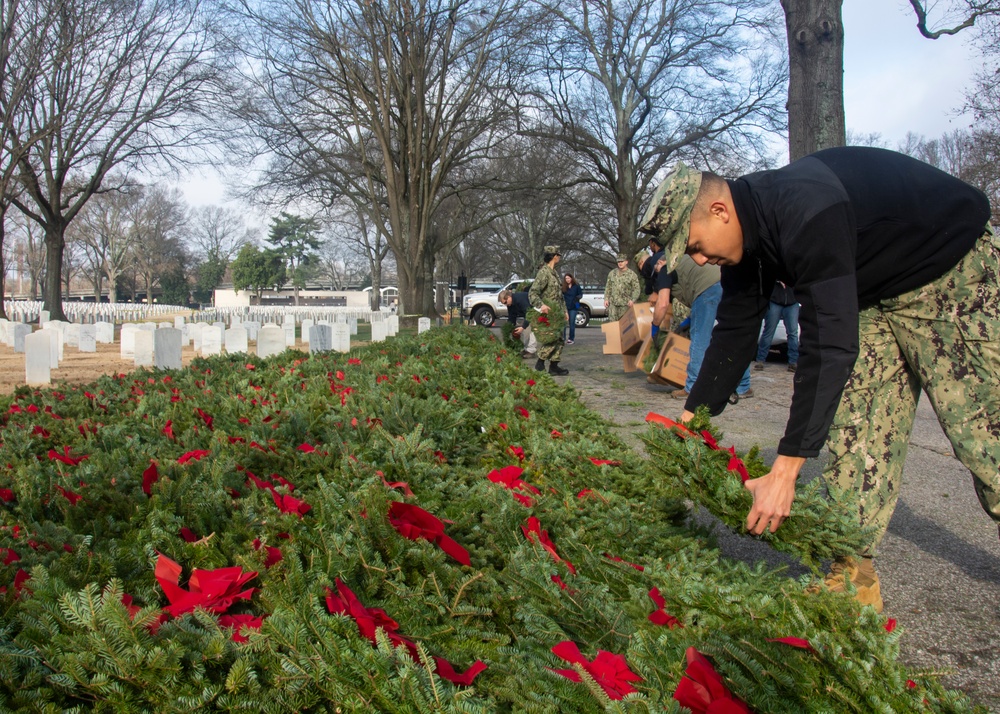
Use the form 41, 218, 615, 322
824, 226, 1000, 555
608, 303, 629, 322
537, 336, 563, 362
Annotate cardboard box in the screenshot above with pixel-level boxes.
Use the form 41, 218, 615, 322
602, 302, 656, 356
601, 320, 624, 355
650, 332, 690, 387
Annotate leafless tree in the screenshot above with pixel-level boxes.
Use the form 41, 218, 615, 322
908, 0, 1000, 39
5, 0, 229, 319
0, 0, 57, 317
529, 0, 785, 256
69, 185, 142, 302
128, 186, 189, 301
238, 0, 537, 315
189, 205, 257, 264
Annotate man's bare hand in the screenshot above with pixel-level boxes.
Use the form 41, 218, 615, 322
744, 455, 806, 535
539, 304, 550, 314
627, 300, 634, 307
512, 327, 523, 337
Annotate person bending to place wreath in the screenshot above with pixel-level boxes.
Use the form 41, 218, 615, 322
638, 148, 999, 613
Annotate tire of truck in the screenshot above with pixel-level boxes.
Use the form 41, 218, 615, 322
472, 306, 496, 327
575, 306, 591, 328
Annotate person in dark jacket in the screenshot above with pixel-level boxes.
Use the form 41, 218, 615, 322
638, 147, 998, 613
562, 273, 583, 344
500, 289, 536, 357
755, 280, 799, 371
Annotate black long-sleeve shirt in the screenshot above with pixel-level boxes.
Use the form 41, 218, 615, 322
507, 291, 532, 327
685, 147, 991, 457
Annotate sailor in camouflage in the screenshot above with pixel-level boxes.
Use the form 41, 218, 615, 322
528, 245, 569, 375
604, 253, 642, 321
639, 150, 1000, 613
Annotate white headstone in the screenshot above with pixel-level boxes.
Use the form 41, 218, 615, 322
201, 325, 223, 356
387, 315, 400, 336
159, 321, 173, 329
24, 331, 51, 386
332, 323, 350, 353
64, 324, 81, 347
38, 310, 50, 325
257, 325, 285, 358
78, 325, 97, 353
225, 326, 248, 354
213, 321, 226, 334
154, 328, 183, 370
284, 323, 296, 348
300, 319, 314, 344
0, 319, 11, 347
40, 328, 60, 367
190, 323, 206, 351
417, 317, 431, 334
134, 330, 154, 367
120, 325, 139, 357
371, 321, 387, 342
349, 317, 359, 335
13, 324, 31, 353
243, 320, 260, 341
174, 316, 186, 330
309, 324, 332, 353
95, 321, 114, 344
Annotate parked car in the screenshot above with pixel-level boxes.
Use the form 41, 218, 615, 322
461, 279, 606, 328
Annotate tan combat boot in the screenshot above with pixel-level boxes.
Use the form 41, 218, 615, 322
808, 556, 884, 613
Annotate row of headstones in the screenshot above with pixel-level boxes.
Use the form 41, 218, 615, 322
192, 307, 386, 327
4, 301, 188, 325
18, 313, 419, 387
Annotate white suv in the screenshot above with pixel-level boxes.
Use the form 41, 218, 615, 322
461, 279, 607, 328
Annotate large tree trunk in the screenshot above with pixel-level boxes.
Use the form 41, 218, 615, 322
782, 0, 846, 161
43, 222, 68, 320
369, 259, 382, 311
0, 208, 7, 320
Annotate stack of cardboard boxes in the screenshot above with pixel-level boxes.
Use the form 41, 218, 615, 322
601, 303, 690, 387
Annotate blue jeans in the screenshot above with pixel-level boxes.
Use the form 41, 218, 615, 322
688, 283, 752, 394
756, 301, 800, 365
564, 310, 577, 341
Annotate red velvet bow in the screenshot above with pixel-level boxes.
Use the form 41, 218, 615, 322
648, 587, 683, 628
522, 517, 575, 574
325, 579, 486, 685
56, 485, 83, 505
177, 450, 210, 464
672, 647, 751, 714
252, 538, 283, 567
272, 491, 311, 517
218, 614, 266, 643
487, 465, 540, 507
142, 462, 159, 496
589, 458, 621, 466
387, 502, 470, 566
154, 552, 257, 618
726, 447, 750, 483
645, 412, 696, 436
48, 446, 88, 466
603, 553, 644, 571
767, 637, 814, 652
550, 641, 643, 700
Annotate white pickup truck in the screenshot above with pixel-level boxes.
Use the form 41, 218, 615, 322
461, 279, 607, 328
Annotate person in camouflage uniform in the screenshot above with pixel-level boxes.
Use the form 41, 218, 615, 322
604, 253, 642, 321
639, 148, 999, 613
528, 245, 569, 375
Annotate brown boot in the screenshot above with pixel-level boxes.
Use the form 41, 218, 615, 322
808, 556, 884, 613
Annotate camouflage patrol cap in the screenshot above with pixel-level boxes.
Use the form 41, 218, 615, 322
616, 253, 628, 263
638, 162, 702, 273
543, 245, 561, 256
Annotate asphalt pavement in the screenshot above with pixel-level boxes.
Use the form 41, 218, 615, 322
539, 324, 1000, 711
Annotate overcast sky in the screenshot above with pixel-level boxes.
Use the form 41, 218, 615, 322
177, 0, 985, 207
843, 0, 979, 146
